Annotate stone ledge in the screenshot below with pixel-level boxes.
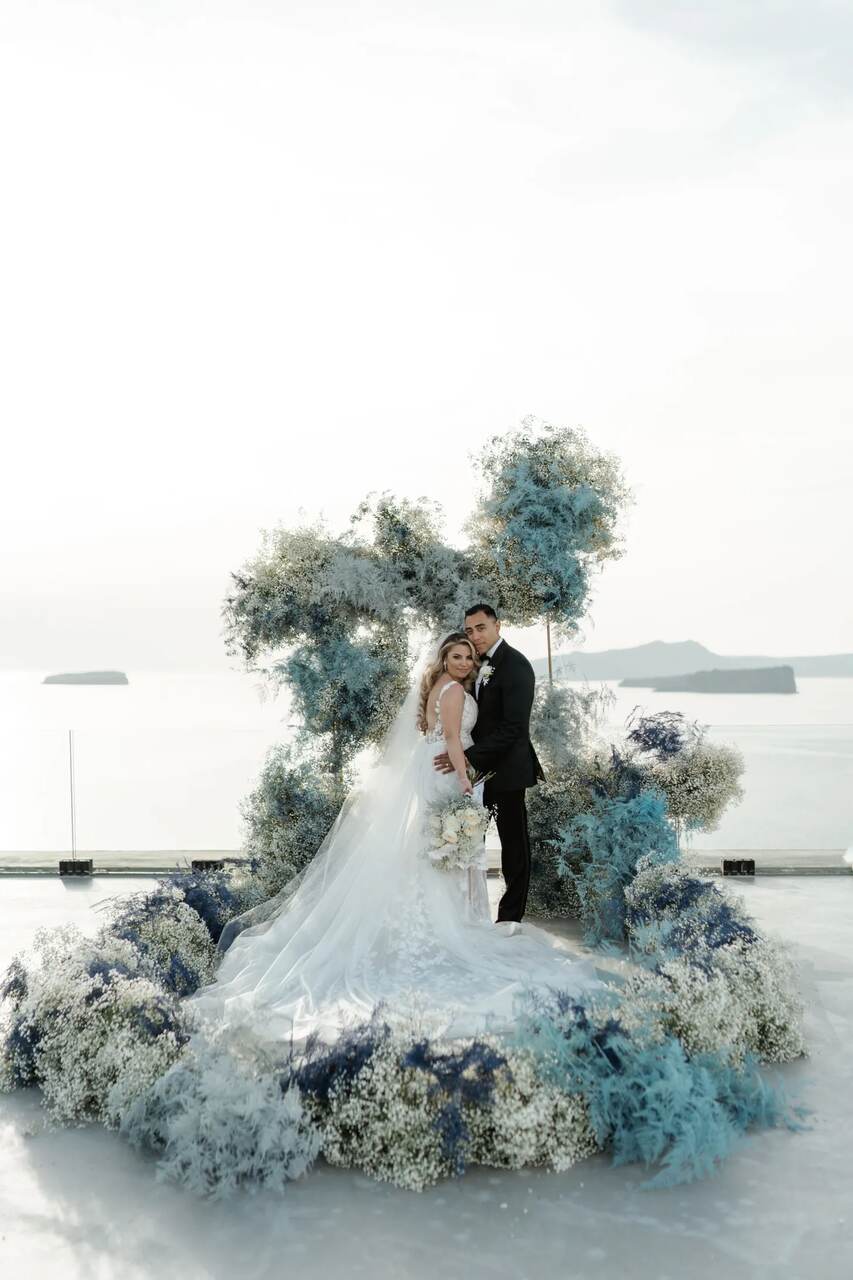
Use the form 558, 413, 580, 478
1, 847, 849, 878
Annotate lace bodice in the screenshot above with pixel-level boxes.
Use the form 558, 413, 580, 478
423, 681, 477, 748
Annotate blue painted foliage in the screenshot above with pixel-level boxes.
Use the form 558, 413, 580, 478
553, 791, 679, 943
515, 990, 800, 1189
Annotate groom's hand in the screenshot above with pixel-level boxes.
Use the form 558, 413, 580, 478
433, 752, 457, 775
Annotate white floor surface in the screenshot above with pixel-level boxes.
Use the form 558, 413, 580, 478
0, 874, 850, 1280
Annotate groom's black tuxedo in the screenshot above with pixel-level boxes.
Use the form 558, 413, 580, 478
466, 640, 544, 922
466, 641, 544, 792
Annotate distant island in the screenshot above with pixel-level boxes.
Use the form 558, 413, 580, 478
42, 670, 129, 685
533, 639, 853, 681
620, 665, 797, 694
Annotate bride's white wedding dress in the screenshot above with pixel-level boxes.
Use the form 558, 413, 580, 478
190, 669, 602, 1046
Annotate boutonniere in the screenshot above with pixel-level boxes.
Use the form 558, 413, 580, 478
478, 662, 494, 686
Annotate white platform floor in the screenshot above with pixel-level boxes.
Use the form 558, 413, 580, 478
0, 874, 850, 1280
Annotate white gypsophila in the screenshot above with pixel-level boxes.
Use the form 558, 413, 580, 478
119, 1028, 322, 1199
465, 1045, 598, 1173
222, 861, 270, 915
710, 936, 806, 1063
625, 859, 689, 916
0, 1001, 22, 1092
35, 971, 188, 1125
88, 932, 148, 973
622, 855, 753, 936
625, 939, 806, 1066
0, 924, 189, 1125
27, 923, 88, 974
646, 741, 745, 833
623, 959, 751, 1061
318, 1027, 599, 1190
0, 925, 86, 1091
425, 795, 489, 872
623, 859, 806, 1063
127, 900, 217, 987
0, 1047, 14, 1092
38, 977, 185, 1121
258, 524, 335, 614
320, 1034, 454, 1191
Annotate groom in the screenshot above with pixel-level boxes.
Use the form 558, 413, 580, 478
436, 603, 544, 923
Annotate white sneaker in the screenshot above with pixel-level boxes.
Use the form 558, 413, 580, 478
496, 920, 521, 937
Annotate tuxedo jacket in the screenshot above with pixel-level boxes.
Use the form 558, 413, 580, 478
465, 641, 545, 793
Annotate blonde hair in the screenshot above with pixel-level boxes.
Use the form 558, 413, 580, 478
416, 633, 479, 733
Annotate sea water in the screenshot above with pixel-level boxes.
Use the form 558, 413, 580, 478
585, 679, 853, 852
1, 668, 289, 853
1, 669, 851, 854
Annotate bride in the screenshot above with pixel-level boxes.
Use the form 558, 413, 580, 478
189, 633, 602, 1045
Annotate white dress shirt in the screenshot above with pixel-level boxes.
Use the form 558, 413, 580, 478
475, 637, 504, 697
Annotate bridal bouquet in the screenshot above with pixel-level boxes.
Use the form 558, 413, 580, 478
424, 793, 489, 873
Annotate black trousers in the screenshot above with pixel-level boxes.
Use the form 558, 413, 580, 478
483, 785, 531, 922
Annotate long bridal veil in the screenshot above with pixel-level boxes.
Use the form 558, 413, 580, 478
189, 644, 603, 1046
216, 651, 432, 955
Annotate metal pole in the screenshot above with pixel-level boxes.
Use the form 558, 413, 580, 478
68, 729, 77, 862
546, 619, 553, 684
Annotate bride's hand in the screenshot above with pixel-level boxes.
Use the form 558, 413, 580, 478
458, 773, 473, 797
433, 752, 455, 775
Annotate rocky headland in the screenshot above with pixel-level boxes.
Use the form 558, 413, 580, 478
619, 665, 797, 694
535, 640, 853, 681
42, 670, 129, 685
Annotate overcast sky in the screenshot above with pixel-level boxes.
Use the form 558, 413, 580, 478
2, 0, 851, 671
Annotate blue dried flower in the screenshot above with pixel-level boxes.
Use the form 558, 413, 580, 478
625, 709, 703, 760
0, 958, 28, 1008
403, 1038, 510, 1107
293, 1010, 392, 1101
85, 958, 136, 988
126, 994, 190, 1045
167, 872, 239, 944
4, 1014, 41, 1086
